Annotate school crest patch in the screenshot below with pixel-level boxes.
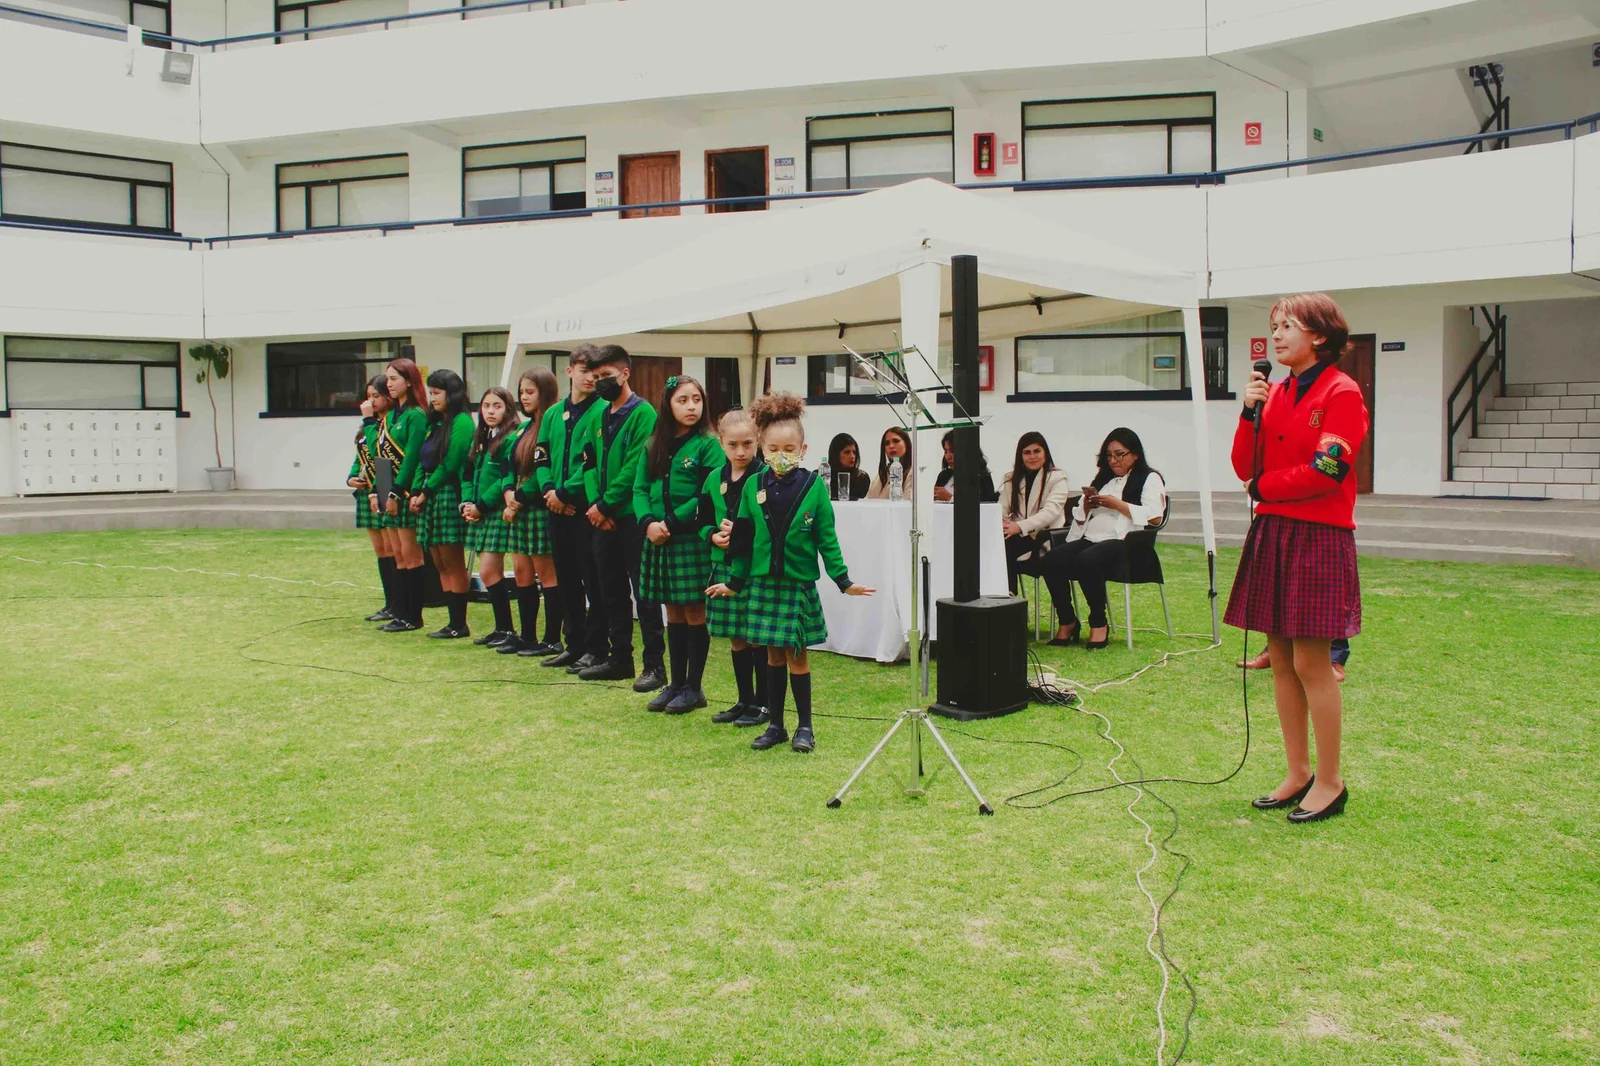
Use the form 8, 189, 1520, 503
719, 481, 728, 495
681, 456, 696, 469
801, 511, 815, 528
756, 489, 768, 505
1309, 408, 1325, 428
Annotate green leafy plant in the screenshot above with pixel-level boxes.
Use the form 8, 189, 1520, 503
188, 343, 232, 469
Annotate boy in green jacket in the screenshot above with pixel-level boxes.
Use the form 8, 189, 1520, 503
576, 345, 665, 689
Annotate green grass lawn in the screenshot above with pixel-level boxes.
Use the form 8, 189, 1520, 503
1, 530, 1596, 1065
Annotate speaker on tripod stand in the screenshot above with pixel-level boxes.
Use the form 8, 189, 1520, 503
929, 255, 1029, 721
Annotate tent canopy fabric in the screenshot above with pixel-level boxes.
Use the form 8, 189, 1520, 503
506, 178, 1202, 358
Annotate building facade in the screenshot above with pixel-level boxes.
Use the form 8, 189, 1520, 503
2, 0, 1598, 499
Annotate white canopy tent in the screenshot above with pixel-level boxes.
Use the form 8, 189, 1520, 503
504, 179, 1220, 636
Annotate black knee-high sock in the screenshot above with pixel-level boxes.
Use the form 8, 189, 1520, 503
766, 661, 789, 731
406, 566, 425, 625
516, 583, 541, 642
791, 671, 813, 731
666, 623, 687, 688
490, 579, 515, 633
685, 624, 710, 689
448, 590, 468, 631
377, 557, 396, 610
753, 646, 769, 707
732, 646, 756, 705
541, 585, 561, 644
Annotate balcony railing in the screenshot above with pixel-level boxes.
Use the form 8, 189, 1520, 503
2, 109, 1597, 248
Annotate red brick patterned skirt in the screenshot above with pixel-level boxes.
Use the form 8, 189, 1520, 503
1224, 513, 1361, 639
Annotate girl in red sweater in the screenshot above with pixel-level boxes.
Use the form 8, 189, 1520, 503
1225, 293, 1368, 824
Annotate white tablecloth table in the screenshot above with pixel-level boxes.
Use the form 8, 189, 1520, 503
812, 500, 1009, 663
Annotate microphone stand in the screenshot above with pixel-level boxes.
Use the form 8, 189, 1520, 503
826, 344, 994, 815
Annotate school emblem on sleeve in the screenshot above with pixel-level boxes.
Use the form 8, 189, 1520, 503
1310, 408, 1325, 428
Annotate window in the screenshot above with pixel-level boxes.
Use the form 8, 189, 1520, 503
462, 332, 563, 403
1022, 94, 1214, 182
276, 154, 408, 232
806, 109, 954, 191
1200, 307, 1230, 399
4, 335, 180, 410
265, 337, 408, 414
461, 138, 586, 219
276, 0, 405, 41
1015, 312, 1193, 399
462, 0, 564, 20
805, 351, 905, 402
0, 142, 173, 232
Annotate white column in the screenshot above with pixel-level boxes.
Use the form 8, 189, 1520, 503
898, 260, 942, 516
1182, 303, 1221, 641
499, 337, 519, 388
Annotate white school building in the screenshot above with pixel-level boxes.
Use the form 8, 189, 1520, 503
1, 0, 1598, 502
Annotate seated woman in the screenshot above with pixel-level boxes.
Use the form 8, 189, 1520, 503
933, 430, 998, 502
867, 426, 914, 499
998, 431, 1070, 594
1041, 428, 1166, 649
827, 432, 872, 501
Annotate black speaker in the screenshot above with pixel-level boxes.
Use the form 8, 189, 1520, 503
930, 596, 1029, 720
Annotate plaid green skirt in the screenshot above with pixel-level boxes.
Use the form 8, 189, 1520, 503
507, 504, 552, 556
354, 491, 381, 530
706, 561, 750, 639
466, 510, 514, 554
641, 534, 712, 605
740, 575, 827, 651
418, 484, 467, 549
381, 492, 419, 530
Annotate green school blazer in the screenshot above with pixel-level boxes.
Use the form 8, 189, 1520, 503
725, 469, 853, 593
582, 395, 656, 520
634, 432, 725, 530
379, 403, 427, 495
697, 459, 764, 565
420, 411, 475, 497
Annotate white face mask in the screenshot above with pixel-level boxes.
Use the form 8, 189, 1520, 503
768, 451, 801, 476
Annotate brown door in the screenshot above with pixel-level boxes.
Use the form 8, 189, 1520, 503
628, 356, 683, 412
704, 357, 742, 421
1336, 334, 1376, 494
705, 147, 768, 213
620, 153, 680, 218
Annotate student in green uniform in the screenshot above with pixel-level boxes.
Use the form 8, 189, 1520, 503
412, 368, 475, 639
531, 347, 607, 671
709, 392, 875, 752
464, 387, 523, 645
700, 408, 769, 726
635, 375, 726, 713
348, 375, 397, 622
576, 345, 666, 688
498, 366, 563, 657
377, 356, 428, 632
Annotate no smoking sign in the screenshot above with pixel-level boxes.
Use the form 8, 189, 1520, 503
1244, 121, 1262, 146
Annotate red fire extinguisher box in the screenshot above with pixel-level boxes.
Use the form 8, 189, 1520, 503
973, 132, 996, 176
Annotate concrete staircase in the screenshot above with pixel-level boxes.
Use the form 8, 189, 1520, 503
0, 489, 353, 535
1448, 381, 1600, 500
1165, 491, 1600, 569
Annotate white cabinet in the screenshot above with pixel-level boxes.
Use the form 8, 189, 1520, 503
13, 410, 178, 496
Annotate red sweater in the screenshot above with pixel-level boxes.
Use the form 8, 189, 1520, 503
1231, 364, 1369, 530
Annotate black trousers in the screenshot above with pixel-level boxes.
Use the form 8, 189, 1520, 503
592, 514, 665, 667
1004, 533, 1046, 595
1041, 538, 1126, 628
551, 511, 603, 656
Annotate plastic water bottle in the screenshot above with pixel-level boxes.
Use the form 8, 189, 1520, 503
818, 457, 831, 497
888, 456, 904, 501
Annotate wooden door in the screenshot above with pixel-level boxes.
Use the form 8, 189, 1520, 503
620, 153, 680, 218
704, 357, 742, 421
1336, 334, 1376, 494
628, 356, 683, 412
705, 147, 768, 213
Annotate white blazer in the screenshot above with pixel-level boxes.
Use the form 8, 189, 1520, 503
1000, 467, 1071, 538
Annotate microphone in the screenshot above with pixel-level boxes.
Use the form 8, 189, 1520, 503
1251, 358, 1272, 425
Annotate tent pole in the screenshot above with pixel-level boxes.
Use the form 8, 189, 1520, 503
1181, 304, 1221, 643
498, 337, 519, 390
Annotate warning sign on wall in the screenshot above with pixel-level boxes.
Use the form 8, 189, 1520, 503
1250, 337, 1268, 358
1244, 122, 1262, 146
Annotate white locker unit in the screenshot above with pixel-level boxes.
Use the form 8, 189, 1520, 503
13, 410, 177, 495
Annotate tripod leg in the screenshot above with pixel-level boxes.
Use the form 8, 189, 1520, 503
827, 713, 908, 808
920, 716, 994, 815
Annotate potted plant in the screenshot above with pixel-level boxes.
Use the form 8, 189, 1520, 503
188, 342, 234, 491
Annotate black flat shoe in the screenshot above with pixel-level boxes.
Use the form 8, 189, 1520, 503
1251, 775, 1314, 811
791, 726, 815, 753
646, 684, 682, 712
632, 665, 667, 693
1288, 787, 1348, 824
519, 640, 560, 658
473, 630, 510, 647
579, 658, 635, 682
495, 635, 525, 654
542, 648, 581, 668
750, 725, 789, 750
366, 607, 394, 622
378, 618, 418, 633
732, 708, 770, 728
665, 688, 707, 715
712, 704, 748, 724
427, 625, 470, 639
565, 653, 599, 675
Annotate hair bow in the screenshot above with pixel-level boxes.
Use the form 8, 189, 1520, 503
666, 375, 679, 390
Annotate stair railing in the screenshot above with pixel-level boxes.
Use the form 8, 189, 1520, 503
1464, 64, 1511, 153
1447, 306, 1507, 480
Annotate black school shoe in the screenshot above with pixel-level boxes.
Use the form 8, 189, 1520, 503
378, 618, 419, 633
495, 635, 527, 654
646, 684, 681, 712
542, 648, 581, 668
732, 708, 770, 728
750, 725, 789, 750
791, 726, 815, 753
365, 607, 394, 622
473, 630, 511, 647
632, 665, 667, 693
711, 703, 748, 724
565, 652, 599, 675
665, 688, 707, 715
579, 657, 636, 682
1288, 787, 1349, 825
519, 640, 561, 658
427, 625, 469, 639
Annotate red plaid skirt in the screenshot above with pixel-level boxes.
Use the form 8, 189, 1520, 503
1224, 514, 1361, 639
